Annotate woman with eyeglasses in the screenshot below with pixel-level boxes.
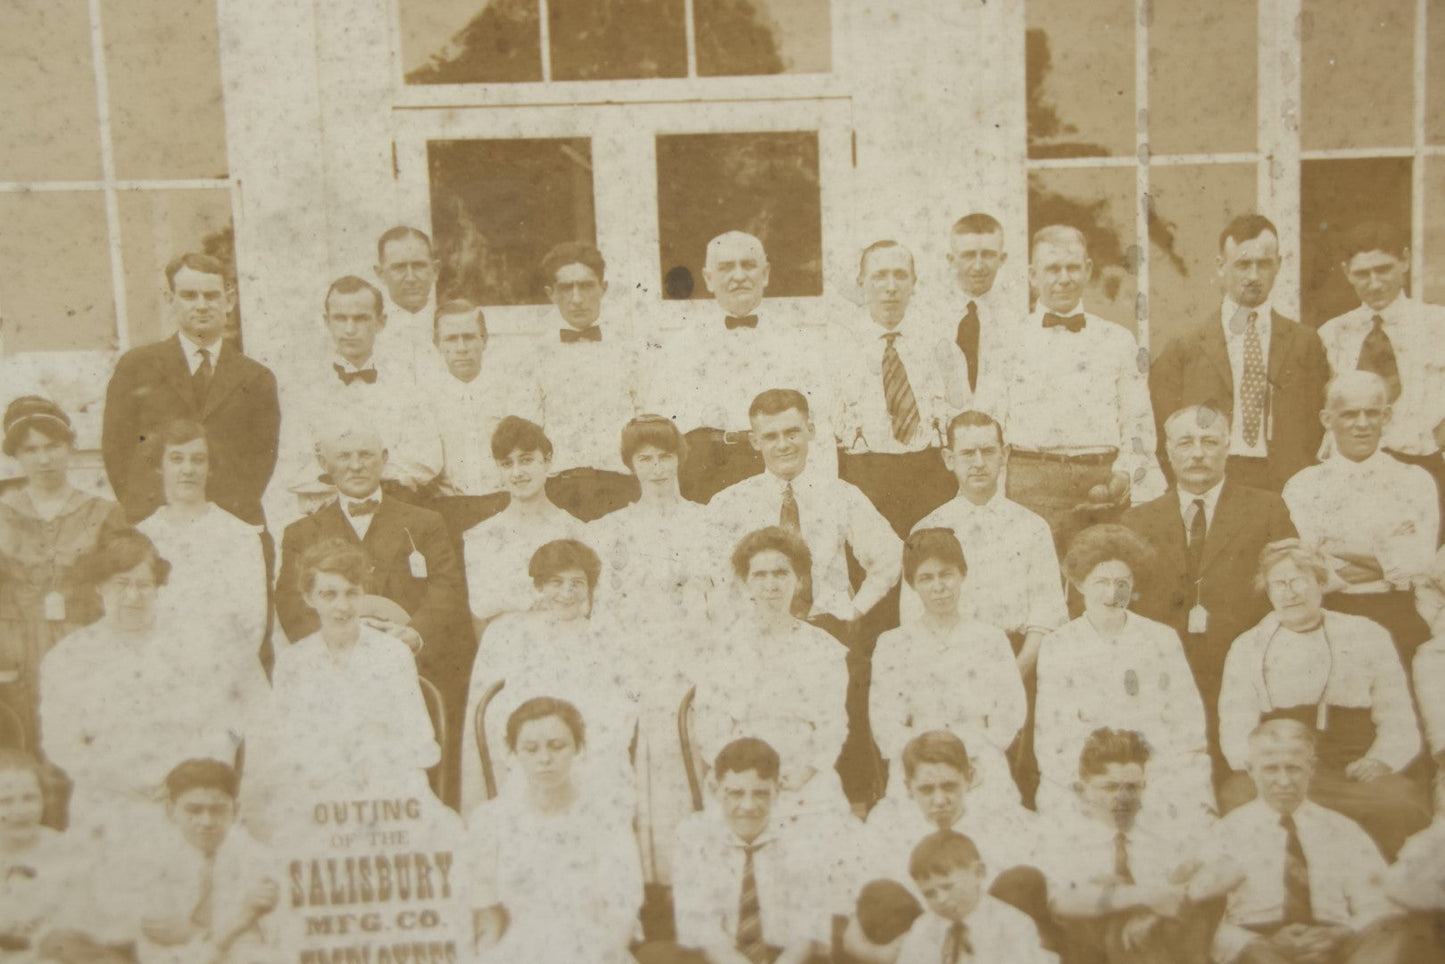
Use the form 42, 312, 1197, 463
0, 396, 127, 751
1033, 524, 1213, 822
38, 529, 252, 838
1217, 538, 1429, 858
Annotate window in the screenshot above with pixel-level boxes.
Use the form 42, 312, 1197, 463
0, 0, 234, 356
399, 0, 830, 85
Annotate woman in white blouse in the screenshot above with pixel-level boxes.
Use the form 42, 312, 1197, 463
464, 697, 642, 964
870, 528, 1027, 811
136, 418, 267, 677
1033, 524, 1213, 822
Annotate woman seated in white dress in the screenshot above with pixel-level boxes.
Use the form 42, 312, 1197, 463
1033, 524, 1213, 823
136, 418, 267, 677
870, 528, 1027, 811
692, 526, 851, 825
39, 529, 253, 841
464, 696, 642, 964
246, 537, 440, 838
459, 539, 639, 818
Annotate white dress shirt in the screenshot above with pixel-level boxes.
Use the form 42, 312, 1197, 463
1218, 611, 1421, 772
707, 461, 901, 620
427, 362, 542, 496
1034, 614, 1213, 819
945, 287, 1021, 393
672, 809, 832, 952
1413, 636, 1445, 756
588, 498, 712, 623
1219, 298, 1274, 459
895, 898, 1057, 964
536, 321, 642, 473
376, 289, 443, 382
336, 490, 385, 540
833, 315, 971, 454
1319, 294, 1445, 455
460, 507, 588, 622
870, 617, 1026, 807
1035, 805, 1211, 900
1207, 800, 1393, 963
177, 331, 223, 375
858, 797, 1040, 896
978, 307, 1165, 502
1176, 479, 1225, 532
905, 492, 1068, 633
1282, 450, 1438, 593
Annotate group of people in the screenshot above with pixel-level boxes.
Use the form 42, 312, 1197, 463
1, 209, 1444, 963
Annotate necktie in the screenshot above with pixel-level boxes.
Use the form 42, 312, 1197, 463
1281, 815, 1312, 925
1357, 315, 1401, 402
560, 326, 602, 343
941, 920, 972, 963
1113, 831, 1134, 884
1042, 312, 1085, 332
1240, 311, 1267, 447
348, 498, 380, 517
737, 843, 768, 964
1186, 497, 1207, 581
779, 483, 801, 535
955, 300, 980, 392
334, 363, 378, 385
725, 315, 759, 330
193, 348, 213, 407
881, 333, 923, 444
190, 854, 216, 932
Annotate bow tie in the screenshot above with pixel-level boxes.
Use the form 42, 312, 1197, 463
1042, 312, 1085, 332
560, 326, 602, 343
347, 498, 380, 517
334, 364, 378, 385
725, 315, 759, 330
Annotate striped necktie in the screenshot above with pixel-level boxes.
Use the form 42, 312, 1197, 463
881, 332, 922, 444
737, 842, 768, 963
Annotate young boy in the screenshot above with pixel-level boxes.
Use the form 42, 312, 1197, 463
896, 831, 1056, 964
460, 416, 587, 628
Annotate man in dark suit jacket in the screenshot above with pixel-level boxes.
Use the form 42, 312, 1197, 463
1148, 214, 1329, 492
1122, 404, 1295, 774
102, 253, 280, 525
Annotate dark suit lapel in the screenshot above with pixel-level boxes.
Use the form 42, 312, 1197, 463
160, 335, 201, 414
1149, 494, 1191, 573
1200, 482, 1244, 574
202, 346, 245, 418
318, 500, 362, 546
1266, 311, 1293, 384
1198, 319, 1234, 393
360, 497, 403, 553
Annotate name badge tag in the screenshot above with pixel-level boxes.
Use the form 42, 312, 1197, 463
408, 550, 428, 579
43, 590, 66, 622
1187, 605, 1209, 634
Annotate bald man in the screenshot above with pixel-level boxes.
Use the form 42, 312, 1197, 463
644, 231, 839, 502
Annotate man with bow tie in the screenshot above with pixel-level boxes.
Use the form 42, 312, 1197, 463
534, 241, 642, 521
981, 225, 1165, 549
1149, 214, 1329, 493
644, 231, 839, 503
275, 276, 442, 518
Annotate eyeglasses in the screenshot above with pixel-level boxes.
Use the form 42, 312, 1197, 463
1267, 576, 1317, 595
104, 576, 158, 594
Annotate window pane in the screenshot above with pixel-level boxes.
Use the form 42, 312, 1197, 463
695, 0, 831, 77
1429, 6, 1445, 145
0, 192, 114, 352
1027, 0, 1134, 158
1301, 1, 1413, 152
1300, 157, 1411, 326
550, 0, 686, 80
1149, 0, 1256, 155
117, 189, 235, 347
0, 4, 102, 181
1147, 164, 1256, 354
102, 0, 228, 180
428, 138, 596, 306
1425, 158, 1445, 305
402, 0, 543, 84
1027, 167, 1138, 332
656, 131, 821, 299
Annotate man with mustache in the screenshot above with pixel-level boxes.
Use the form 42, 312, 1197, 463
834, 240, 971, 537
1282, 371, 1437, 666
1123, 404, 1295, 774
1150, 214, 1329, 494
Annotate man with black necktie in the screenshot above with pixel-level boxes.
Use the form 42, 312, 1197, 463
835, 240, 970, 536
102, 253, 279, 526
983, 225, 1165, 550
946, 213, 1011, 397
1318, 221, 1445, 539
534, 241, 642, 521
1207, 720, 1407, 964
1149, 214, 1329, 494
1122, 404, 1295, 773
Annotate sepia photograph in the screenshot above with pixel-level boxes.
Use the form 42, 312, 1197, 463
1, 0, 1444, 961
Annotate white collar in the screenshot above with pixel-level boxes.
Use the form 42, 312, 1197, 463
1326, 447, 1389, 473
1175, 478, 1225, 518
384, 289, 436, 321
1365, 292, 1409, 325
178, 331, 223, 361
332, 354, 378, 373
1222, 297, 1273, 330
339, 490, 383, 511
